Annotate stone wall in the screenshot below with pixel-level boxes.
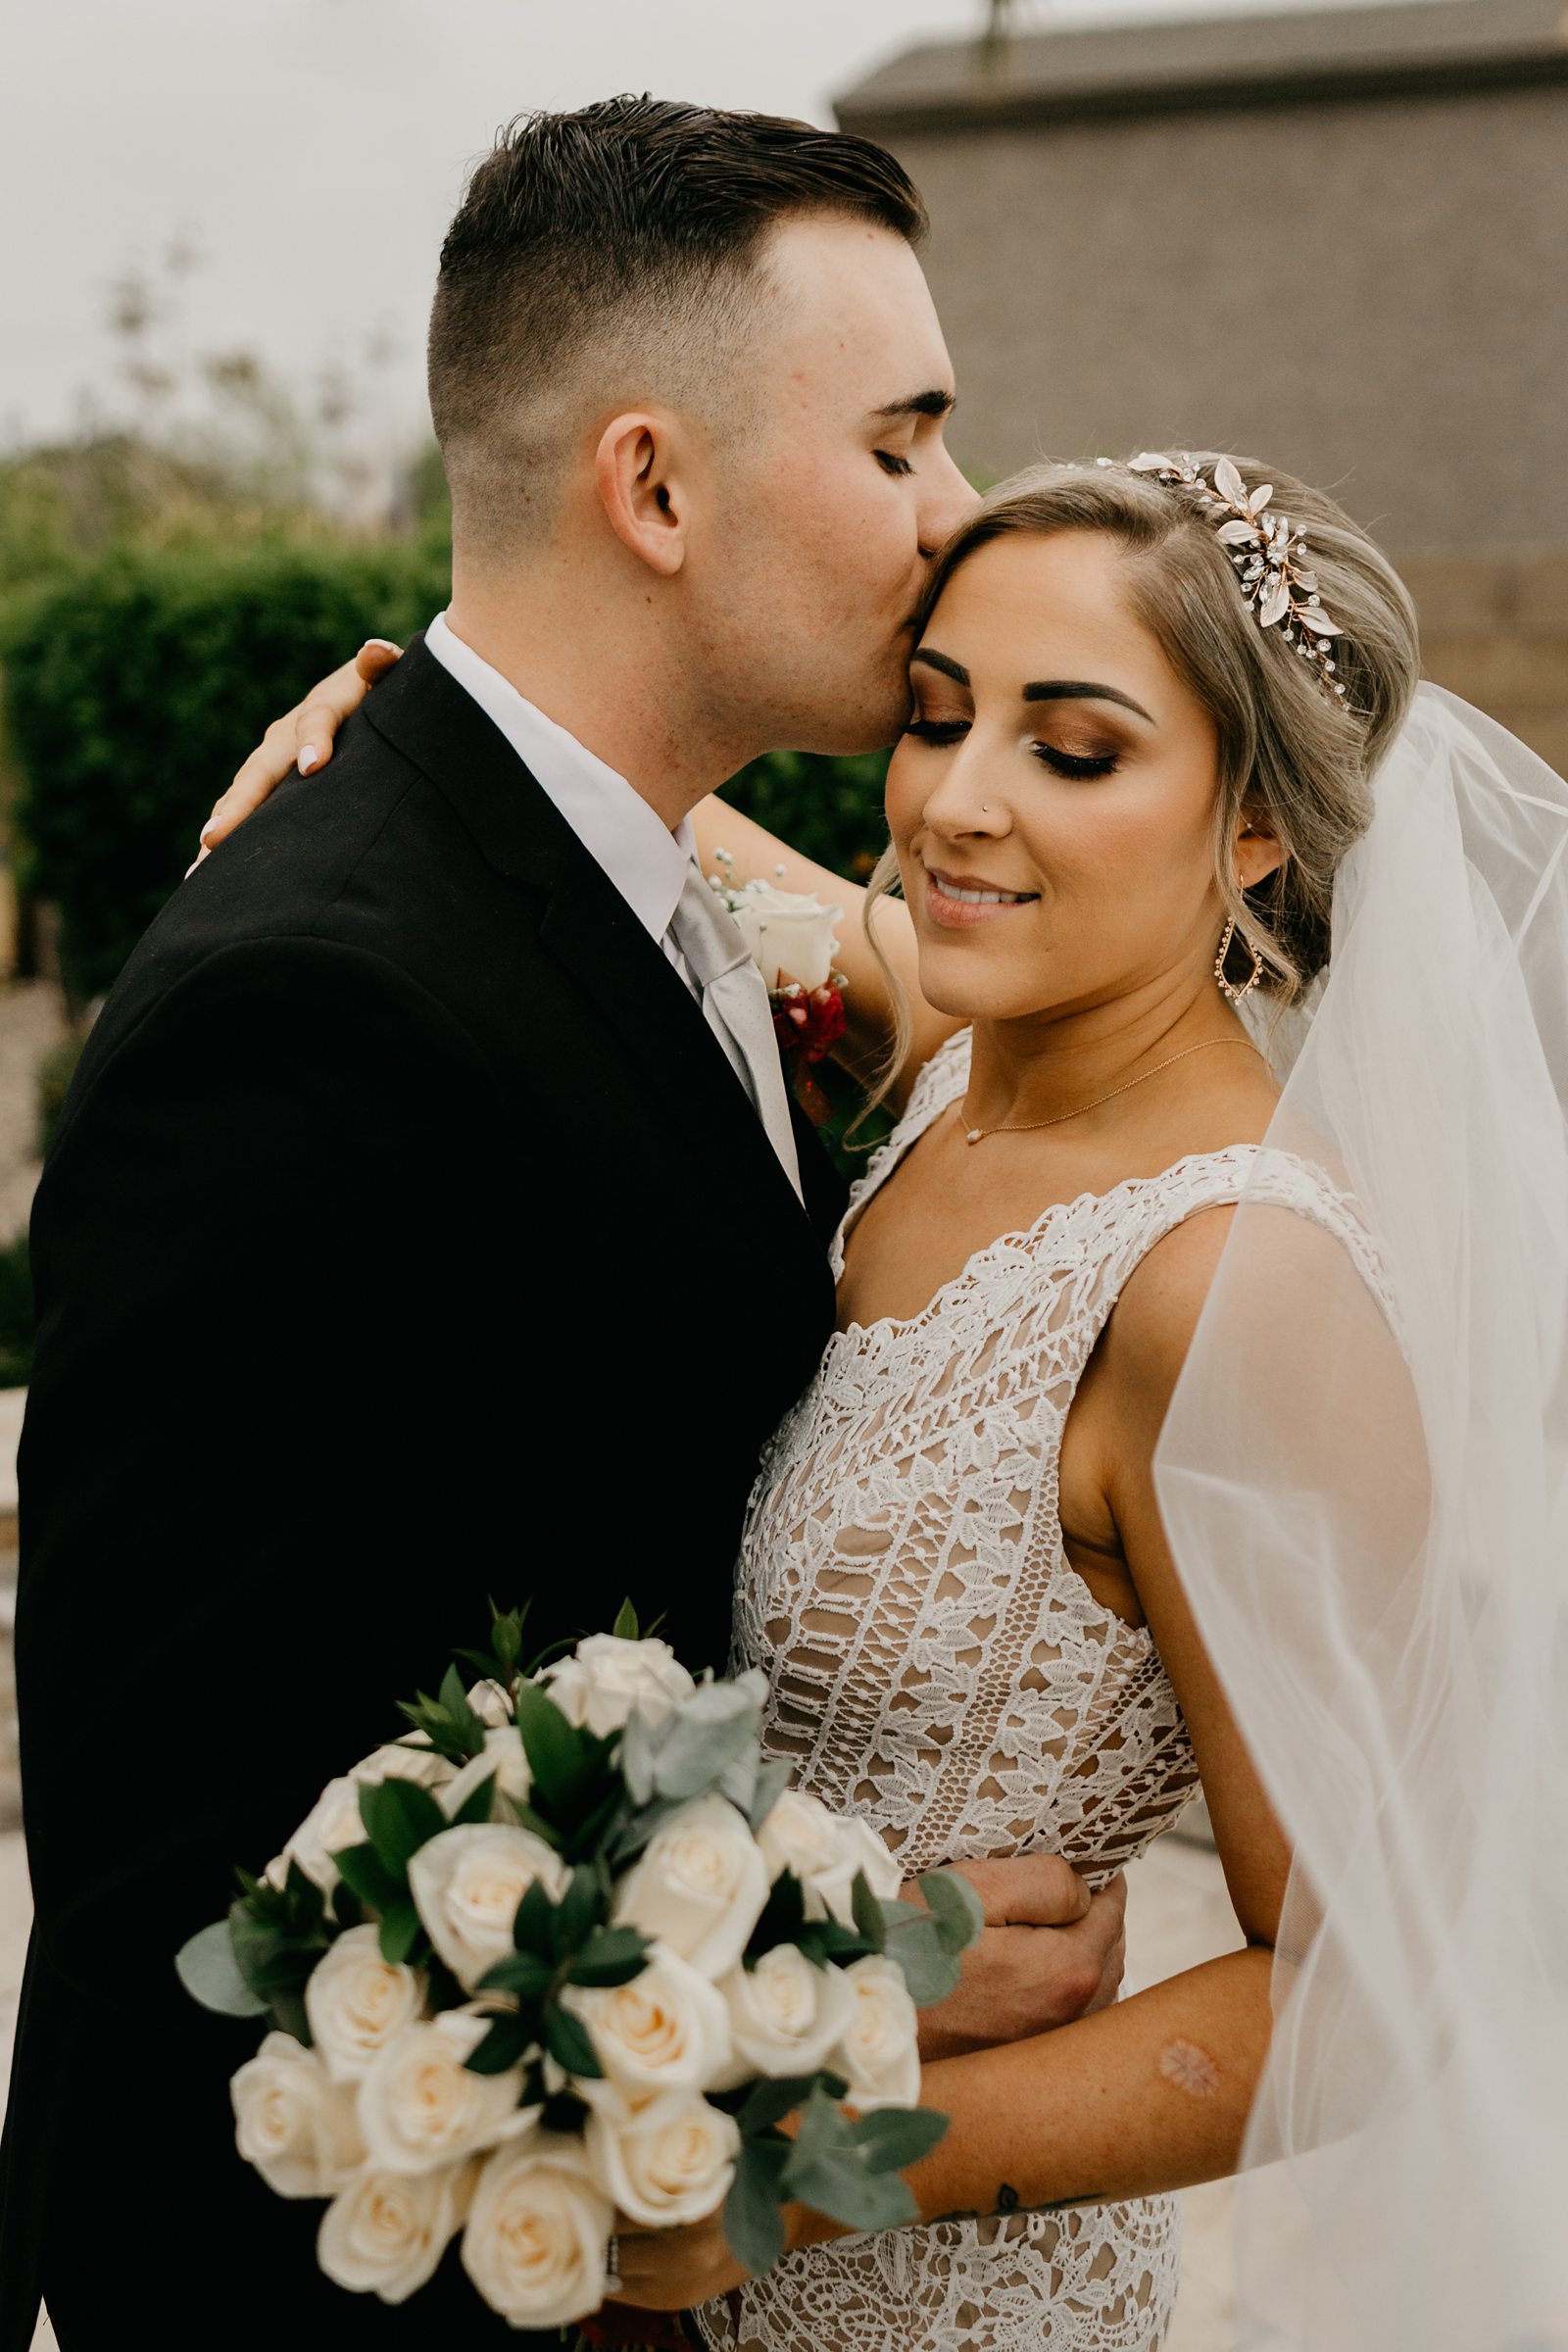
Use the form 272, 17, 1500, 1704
1400, 548, 1568, 773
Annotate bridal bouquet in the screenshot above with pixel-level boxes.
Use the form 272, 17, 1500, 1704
177, 1604, 980, 2327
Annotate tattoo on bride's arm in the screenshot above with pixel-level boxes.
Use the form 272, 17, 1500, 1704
929, 2182, 1104, 2226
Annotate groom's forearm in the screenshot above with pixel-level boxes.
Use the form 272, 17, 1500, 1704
791, 1947, 1273, 2249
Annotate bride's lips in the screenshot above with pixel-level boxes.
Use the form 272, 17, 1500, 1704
923, 865, 1041, 930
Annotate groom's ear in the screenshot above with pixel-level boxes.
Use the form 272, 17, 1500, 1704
594, 410, 689, 579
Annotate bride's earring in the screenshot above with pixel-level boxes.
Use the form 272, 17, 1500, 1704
1214, 917, 1266, 1004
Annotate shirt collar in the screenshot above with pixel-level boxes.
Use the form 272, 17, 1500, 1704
425, 611, 694, 943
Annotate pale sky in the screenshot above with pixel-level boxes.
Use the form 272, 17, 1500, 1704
2, 0, 1442, 465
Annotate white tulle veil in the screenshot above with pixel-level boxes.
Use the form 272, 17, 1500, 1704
1154, 683, 1568, 2347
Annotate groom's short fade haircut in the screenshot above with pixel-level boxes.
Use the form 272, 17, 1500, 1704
427, 95, 928, 548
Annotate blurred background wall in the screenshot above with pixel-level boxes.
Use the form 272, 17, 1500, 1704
837, 0, 1568, 770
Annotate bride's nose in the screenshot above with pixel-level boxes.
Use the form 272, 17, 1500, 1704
921, 744, 1010, 842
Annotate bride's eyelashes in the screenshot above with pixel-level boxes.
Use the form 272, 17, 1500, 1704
904, 714, 1122, 780
1032, 742, 1120, 780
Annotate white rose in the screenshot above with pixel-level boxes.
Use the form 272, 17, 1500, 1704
709, 1943, 858, 2088
462, 2133, 613, 2330
809, 1815, 904, 1930
584, 2085, 740, 2227
832, 1955, 921, 2111
305, 1925, 427, 2085
440, 1726, 532, 1824
349, 1739, 456, 1795
612, 1792, 769, 1981
564, 1941, 731, 2100
407, 1823, 568, 1990
467, 1678, 514, 1728
230, 2030, 364, 2197
358, 2008, 539, 2174
727, 880, 843, 993
318, 2158, 473, 2305
756, 1793, 902, 1927
266, 1776, 368, 1895
539, 1634, 696, 1739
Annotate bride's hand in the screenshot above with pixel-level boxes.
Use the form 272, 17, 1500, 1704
189, 637, 404, 866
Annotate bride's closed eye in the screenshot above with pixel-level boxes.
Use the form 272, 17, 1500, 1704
1032, 743, 1121, 779
905, 716, 968, 745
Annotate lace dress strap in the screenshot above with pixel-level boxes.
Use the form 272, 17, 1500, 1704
827, 1029, 977, 1281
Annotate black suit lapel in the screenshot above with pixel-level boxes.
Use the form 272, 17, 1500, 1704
364, 637, 837, 1275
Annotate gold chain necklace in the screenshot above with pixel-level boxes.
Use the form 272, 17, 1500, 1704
959, 1036, 1262, 1145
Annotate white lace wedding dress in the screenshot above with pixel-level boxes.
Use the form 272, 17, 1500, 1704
697, 1029, 1377, 2352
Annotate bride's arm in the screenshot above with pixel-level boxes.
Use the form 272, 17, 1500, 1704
612, 1205, 1418, 2308
690, 795, 960, 1098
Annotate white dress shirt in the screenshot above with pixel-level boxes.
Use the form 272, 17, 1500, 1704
425, 610, 700, 998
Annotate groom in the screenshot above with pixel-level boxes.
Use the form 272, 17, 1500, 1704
1, 100, 1125, 2347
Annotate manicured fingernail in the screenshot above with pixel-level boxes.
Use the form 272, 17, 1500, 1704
298, 746, 319, 775
365, 637, 399, 653
199, 820, 217, 844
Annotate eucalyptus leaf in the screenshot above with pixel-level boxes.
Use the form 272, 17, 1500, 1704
653, 1684, 762, 1802
174, 1919, 268, 2018
850, 2104, 950, 2171
746, 1758, 793, 1836
882, 1916, 962, 2008
736, 2075, 821, 2137
722, 2135, 790, 2278
917, 1868, 985, 1957
788, 2156, 918, 2236
617, 1709, 661, 1809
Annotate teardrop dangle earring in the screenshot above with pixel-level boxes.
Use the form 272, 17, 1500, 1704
1214, 918, 1266, 1005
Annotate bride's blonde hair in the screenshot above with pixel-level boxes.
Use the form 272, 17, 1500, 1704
862, 454, 1422, 1097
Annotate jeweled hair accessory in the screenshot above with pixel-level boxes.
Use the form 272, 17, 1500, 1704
1114, 453, 1349, 704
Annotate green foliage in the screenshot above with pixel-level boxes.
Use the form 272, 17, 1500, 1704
0, 1232, 33, 1389
35, 1030, 84, 1159
0, 536, 451, 999
722, 746, 890, 884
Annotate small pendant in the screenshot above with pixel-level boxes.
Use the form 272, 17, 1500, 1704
967, 1128, 983, 1145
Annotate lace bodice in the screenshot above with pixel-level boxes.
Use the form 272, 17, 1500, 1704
701, 1029, 1377, 2352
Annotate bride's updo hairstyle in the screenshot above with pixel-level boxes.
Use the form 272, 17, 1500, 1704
876, 454, 1421, 1008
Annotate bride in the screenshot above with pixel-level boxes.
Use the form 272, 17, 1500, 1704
211, 453, 1568, 2351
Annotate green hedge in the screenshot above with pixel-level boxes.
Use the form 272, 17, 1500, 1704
1, 538, 892, 1002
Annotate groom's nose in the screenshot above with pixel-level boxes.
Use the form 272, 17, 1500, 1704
919, 444, 982, 559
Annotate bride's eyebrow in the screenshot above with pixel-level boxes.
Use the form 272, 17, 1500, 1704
909, 649, 969, 685
1023, 680, 1154, 723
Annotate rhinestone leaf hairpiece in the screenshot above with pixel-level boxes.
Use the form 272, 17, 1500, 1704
1112, 452, 1349, 704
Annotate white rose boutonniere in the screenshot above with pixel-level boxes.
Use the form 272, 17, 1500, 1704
407, 1823, 568, 1990
719, 874, 843, 993
539, 1633, 696, 1739
318, 2158, 475, 2305
462, 2133, 614, 2331
612, 1791, 769, 1980
230, 2031, 364, 2198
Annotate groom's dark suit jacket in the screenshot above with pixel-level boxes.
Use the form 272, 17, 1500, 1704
0, 638, 845, 2349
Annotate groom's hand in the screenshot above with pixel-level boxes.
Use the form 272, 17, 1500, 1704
915, 1857, 1127, 2060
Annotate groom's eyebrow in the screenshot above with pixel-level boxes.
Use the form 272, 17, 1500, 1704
873, 387, 956, 421
1023, 680, 1155, 723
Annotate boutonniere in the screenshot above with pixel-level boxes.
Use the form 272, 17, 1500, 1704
710, 850, 848, 1122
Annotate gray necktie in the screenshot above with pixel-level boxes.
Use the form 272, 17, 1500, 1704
668, 863, 805, 1205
